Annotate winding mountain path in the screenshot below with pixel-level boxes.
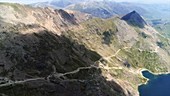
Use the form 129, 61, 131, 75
0, 47, 129, 88
103, 47, 131, 62
0, 78, 44, 87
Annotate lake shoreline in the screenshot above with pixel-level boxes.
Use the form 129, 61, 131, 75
138, 69, 170, 96
138, 68, 170, 86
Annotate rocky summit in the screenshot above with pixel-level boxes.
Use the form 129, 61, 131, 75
0, 2, 170, 96
121, 11, 147, 28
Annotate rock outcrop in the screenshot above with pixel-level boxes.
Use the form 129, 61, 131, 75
121, 11, 147, 28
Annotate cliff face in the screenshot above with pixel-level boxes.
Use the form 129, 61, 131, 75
0, 3, 170, 96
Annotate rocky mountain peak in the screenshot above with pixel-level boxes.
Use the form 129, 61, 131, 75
121, 10, 147, 28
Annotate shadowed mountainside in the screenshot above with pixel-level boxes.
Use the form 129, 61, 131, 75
0, 26, 128, 96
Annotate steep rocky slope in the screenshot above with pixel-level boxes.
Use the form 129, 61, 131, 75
0, 3, 91, 35
0, 3, 170, 96
121, 11, 147, 28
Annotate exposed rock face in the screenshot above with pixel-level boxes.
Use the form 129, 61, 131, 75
58, 9, 77, 25
0, 3, 170, 96
121, 11, 147, 28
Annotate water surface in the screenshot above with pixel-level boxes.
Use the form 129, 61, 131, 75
139, 70, 170, 96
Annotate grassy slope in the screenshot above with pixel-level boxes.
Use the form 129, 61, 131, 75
62, 17, 170, 93
155, 23, 170, 37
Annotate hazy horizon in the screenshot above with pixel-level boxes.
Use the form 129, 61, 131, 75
0, 0, 170, 4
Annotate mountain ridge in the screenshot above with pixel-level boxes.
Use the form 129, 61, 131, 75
31, 0, 170, 36
0, 3, 170, 96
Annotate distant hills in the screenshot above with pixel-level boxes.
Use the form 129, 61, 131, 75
66, 1, 149, 18
31, 0, 88, 9
31, 0, 170, 20
31, 0, 148, 18
31, 0, 170, 37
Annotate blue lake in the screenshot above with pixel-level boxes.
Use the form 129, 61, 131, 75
138, 70, 170, 96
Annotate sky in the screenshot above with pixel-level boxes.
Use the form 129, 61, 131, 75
0, 0, 170, 4
0, 0, 48, 4
115, 0, 170, 4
